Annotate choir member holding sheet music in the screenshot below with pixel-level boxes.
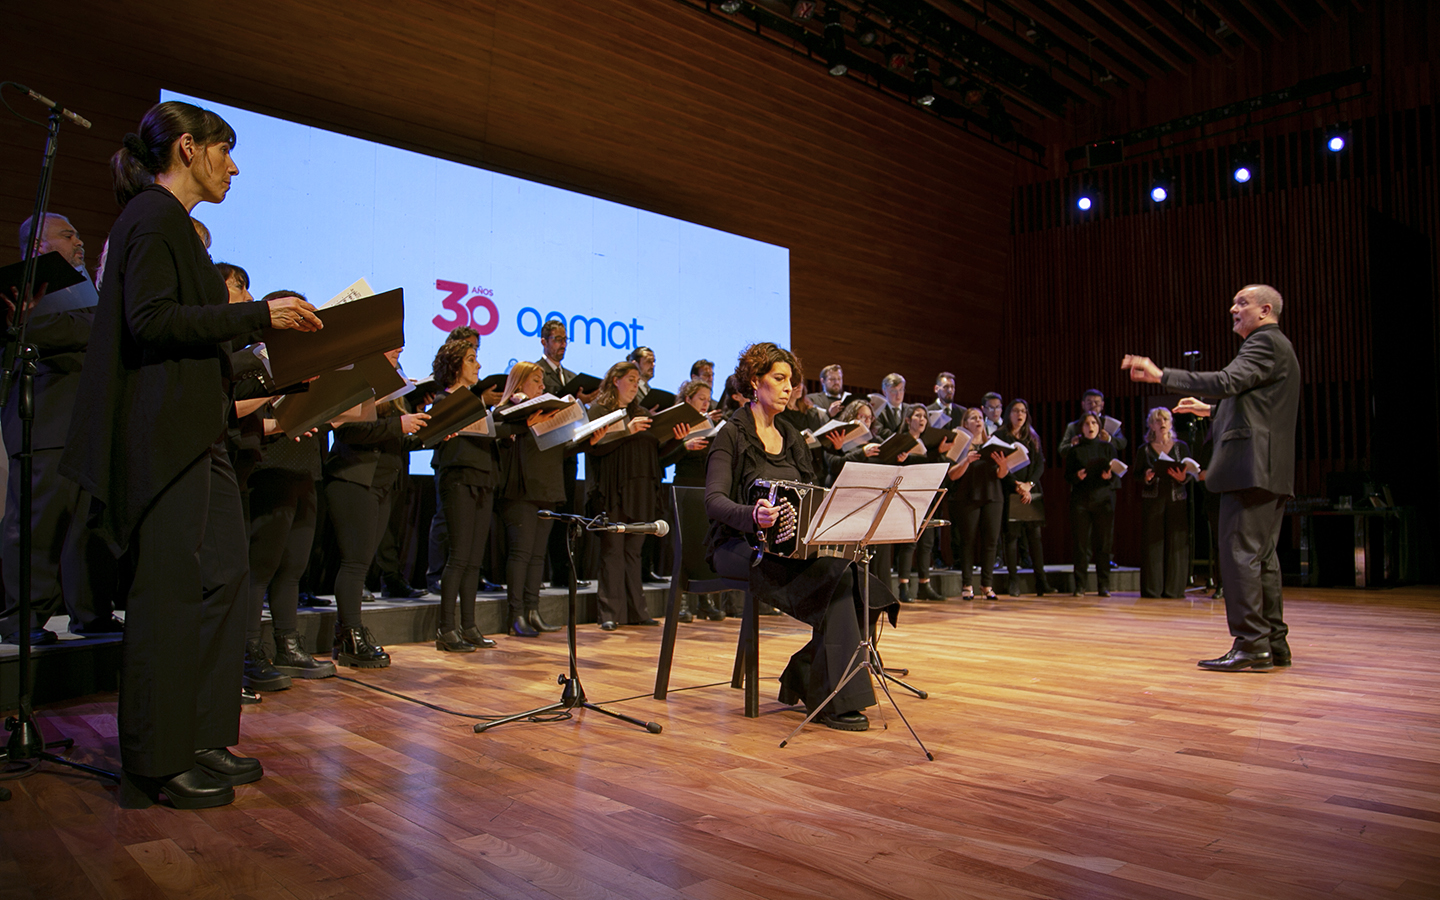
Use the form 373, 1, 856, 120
822, 397, 881, 486
665, 379, 726, 622
495, 361, 575, 636
585, 361, 661, 630
893, 404, 951, 602
927, 372, 965, 570
1064, 412, 1122, 596
946, 408, 1004, 600
62, 101, 323, 809
997, 399, 1054, 597
424, 339, 501, 648
872, 373, 907, 440
325, 349, 430, 664
1136, 407, 1195, 598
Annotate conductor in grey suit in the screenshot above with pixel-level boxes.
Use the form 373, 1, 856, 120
1122, 284, 1300, 672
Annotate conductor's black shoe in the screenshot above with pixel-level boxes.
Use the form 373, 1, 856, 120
510, 617, 540, 638
119, 766, 234, 810
599, 620, 619, 631
194, 748, 263, 786
634, 618, 660, 626
1197, 647, 1274, 672
2, 628, 57, 646
460, 626, 496, 647
436, 628, 477, 652
69, 616, 124, 636
241, 687, 262, 705
527, 610, 562, 632
1271, 642, 1293, 667
816, 710, 870, 732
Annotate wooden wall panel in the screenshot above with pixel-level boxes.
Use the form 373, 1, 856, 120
2, 0, 1016, 401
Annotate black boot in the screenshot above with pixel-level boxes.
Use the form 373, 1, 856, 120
272, 629, 337, 678
916, 581, 946, 601
437, 628, 478, 651
460, 625, 497, 648
243, 638, 292, 692
527, 609, 561, 633
510, 616, 539, 638
333, 624, 391, 668
898, 582, 912, 603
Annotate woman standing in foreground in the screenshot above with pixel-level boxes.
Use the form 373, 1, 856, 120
61, 101, 322, 809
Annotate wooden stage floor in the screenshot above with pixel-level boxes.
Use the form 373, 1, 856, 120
3, 586, 1438, 900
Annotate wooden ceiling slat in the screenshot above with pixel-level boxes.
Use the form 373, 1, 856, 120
1083, 0, 1192, 71
999, 0, 1164, 80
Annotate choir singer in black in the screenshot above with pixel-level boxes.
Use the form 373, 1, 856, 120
61, 101, 322, 809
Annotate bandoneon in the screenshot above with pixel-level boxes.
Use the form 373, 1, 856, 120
748, 479, 828, 559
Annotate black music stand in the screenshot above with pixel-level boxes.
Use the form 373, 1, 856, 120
778, 462, 949, 758
473, 511, 661, 735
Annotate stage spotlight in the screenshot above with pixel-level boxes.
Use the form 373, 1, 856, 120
1326, 132, 1347, 152
882, 43, 908, 71
1149, 172, 1173, 203
1077, 195, 1093, 211
821, 6, 847, 76
1230, 141, 1259, 184
912, 53, 934, 106
719, 0, 742, 13
1150, 185, 1168, 202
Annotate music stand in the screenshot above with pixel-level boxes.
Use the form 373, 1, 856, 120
778, 462, 949, 758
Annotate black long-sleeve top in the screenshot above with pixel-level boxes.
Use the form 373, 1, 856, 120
327, 406, 413, 490
703, 406, 815, 554
1065, 437, 1119, 502
996, 427, 1046, 496
584, 400, 663, 521
61, 185, 272, 553
1136, 438, 1192, 502
496, 398, 565, 503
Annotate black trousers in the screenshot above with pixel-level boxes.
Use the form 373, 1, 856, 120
597, 531, 646, 624
896, 528, 935, 581
502, 498, 554, 620
714, 538, 875, 715
1218, 488, 1288, 652
1070, 495, 1114, 590
1140, 496, 1189, 598
2, 447, 113, 632
118, 444, 247, 777
325, 477, 393, 628
955, 499, 1003, 589
247, 469, 317, 636
544, 468, 581, 584
425, 478, 447, 585
1004, 520, 1049, 588
438, 480, 493, 631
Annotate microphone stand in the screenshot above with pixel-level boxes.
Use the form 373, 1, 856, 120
473, 510, 661, 735
0, 108, 117, 787
1180, 350, 1205, 593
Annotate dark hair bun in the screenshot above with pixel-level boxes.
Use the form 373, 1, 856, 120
121, 132, 153, 167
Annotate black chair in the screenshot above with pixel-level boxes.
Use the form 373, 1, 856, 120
652, 485, 761, 717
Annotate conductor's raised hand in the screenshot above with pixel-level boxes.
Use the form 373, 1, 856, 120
752, 498, 780, 529
1121, 354, 1162, 383
400, 412, 430, 435
1173, 397, 1212, 418
267, 295, 323, 332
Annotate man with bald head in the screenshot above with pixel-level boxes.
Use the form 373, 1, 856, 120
2, 213, 118, 644
1123, 284, 1299, 672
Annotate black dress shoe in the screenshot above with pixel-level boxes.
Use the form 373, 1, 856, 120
2, 628, 57, 646
816, 710, 870, 732
119, 767, 235, 810
527, 610, 562, 633
361, 589, 377, 602
427, 579, 443, 595
436, 628, 477, 652
301, 592, 333, 607
510, 617, 540, 638
599, 620, 618, 631
69, 616, 125, 636
460, 625, 496, 648
194, 748, 263, 786
1197, 647, 1274, 672
383, 582, 429, 599
634, 618, 660, 626
1271, 642, 1292, 667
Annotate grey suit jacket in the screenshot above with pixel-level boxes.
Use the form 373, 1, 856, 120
1160, 323, 1300, 496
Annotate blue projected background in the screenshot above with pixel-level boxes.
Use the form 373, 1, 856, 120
162, 91, 790, 471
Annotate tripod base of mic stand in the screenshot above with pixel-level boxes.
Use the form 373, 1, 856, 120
2, 715, 120, 784
472, 673, 662, 734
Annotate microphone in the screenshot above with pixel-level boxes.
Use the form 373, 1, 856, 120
594, 520, 670, 536
13, 84, 92, 129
